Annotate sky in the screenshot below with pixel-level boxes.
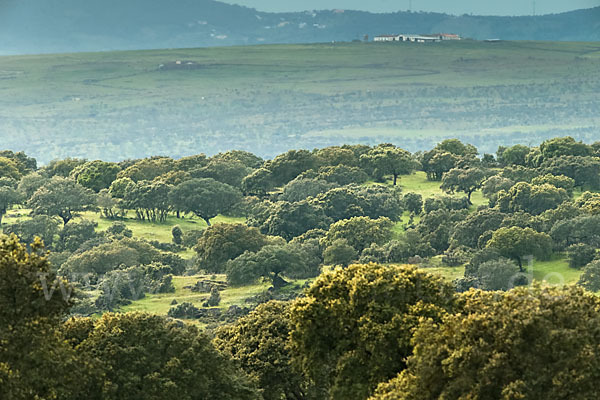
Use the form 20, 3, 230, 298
224, 0, 600, 16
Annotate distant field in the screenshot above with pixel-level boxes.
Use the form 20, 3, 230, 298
0, 41, 599, 163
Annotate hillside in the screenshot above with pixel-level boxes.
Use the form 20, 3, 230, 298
0, 41, 599, 163
0, 0, 599, 55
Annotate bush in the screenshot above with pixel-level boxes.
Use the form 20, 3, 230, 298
105, 221, 132, 238
423, 196, 469, 213
403, 192, 423, 215
147, 239, 185, 253
476, 258, 525, 291
578, 260, 600, 292
203, 287, 221, 307
567, 243, 597, 269
171, 225, 183, 244
442, 247, 472, 267
453, 276, 480, 292
168, 302, 200, 319
323, 239, 358, 267
182, 229, 205, 248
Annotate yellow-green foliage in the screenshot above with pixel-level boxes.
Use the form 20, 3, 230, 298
290, 263, 455, 400
371, 285, 600, 399
214, 301, 308, 400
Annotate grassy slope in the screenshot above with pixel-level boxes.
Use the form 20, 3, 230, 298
1, 41, 599, 162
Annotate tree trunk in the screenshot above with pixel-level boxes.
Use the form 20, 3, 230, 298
60, 210, 71, 226
467, 190, 473, 205
517, 257, 524, 272
393, 174, 398, 186
203, 217, 212, 227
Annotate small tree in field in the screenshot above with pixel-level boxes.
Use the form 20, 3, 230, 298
441, 167, 487, 204
486, 226, 553, 270
169, 178, 242, 226
28, 176, 96, 225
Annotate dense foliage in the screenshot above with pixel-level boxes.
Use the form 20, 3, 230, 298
4, 137, 600, 398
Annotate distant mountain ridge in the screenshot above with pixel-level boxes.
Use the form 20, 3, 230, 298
0, 0, 599, 54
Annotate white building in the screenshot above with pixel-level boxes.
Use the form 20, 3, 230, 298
399, 34, 440, 43
375, 33, 460, 43
427, 33, 462, 41
374, 35, 402, 42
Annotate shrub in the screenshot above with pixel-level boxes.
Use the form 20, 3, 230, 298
567, 243, 597, 269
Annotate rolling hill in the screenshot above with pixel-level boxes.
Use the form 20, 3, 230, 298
0, 41, 599, 164
0, 0, 599, 55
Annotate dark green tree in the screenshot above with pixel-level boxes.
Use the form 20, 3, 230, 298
281, 178, 337, 203
421, 151, 460, 181
124, 180, 172, 222
57, 219, 98, 252
486, 226, 553, 270
0, 235, 88, 399
261, 201, 330, 241
450, 208, 505, 249
192, 159, 251, 188
314, 146, 358, 167
117, 156, 175, 182
212, 150, 263, 169
567, 243, 596, 269
0, 156, 22, 180
265, 150, 317, 186
541, 155, 600, 189
315, 165, 369, 186
496, 182, 569, 215
215, 301, 310, 400
360, 144, 418, 185
43, 158, 87, 177
321, 216, 394, 253
540, 136, 592, 159
440, 167, 487, 204
402, 193, 423, 215
70, 160, 121, 192
242, 168, 275, 197
550, 215, 600, 249
4, 215, 60, 248
226, 244, 311, 288
476, 258, 524, 291
0, 177, 21, 225
17, 172, 50, 200
28, 176, 96, 225
497, 144, 530, 166
323, 238, 358, 267
531, 174, 576, 196
578, 260, 600, 292
169, 178, 242, 226
66, 312, 261, 399
194, 223, 270, 273
171, 225, 183, 245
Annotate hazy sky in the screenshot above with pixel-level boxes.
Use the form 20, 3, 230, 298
224, 0, 600, 15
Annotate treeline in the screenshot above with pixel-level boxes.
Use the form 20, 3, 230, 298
2, 137, 600, 309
